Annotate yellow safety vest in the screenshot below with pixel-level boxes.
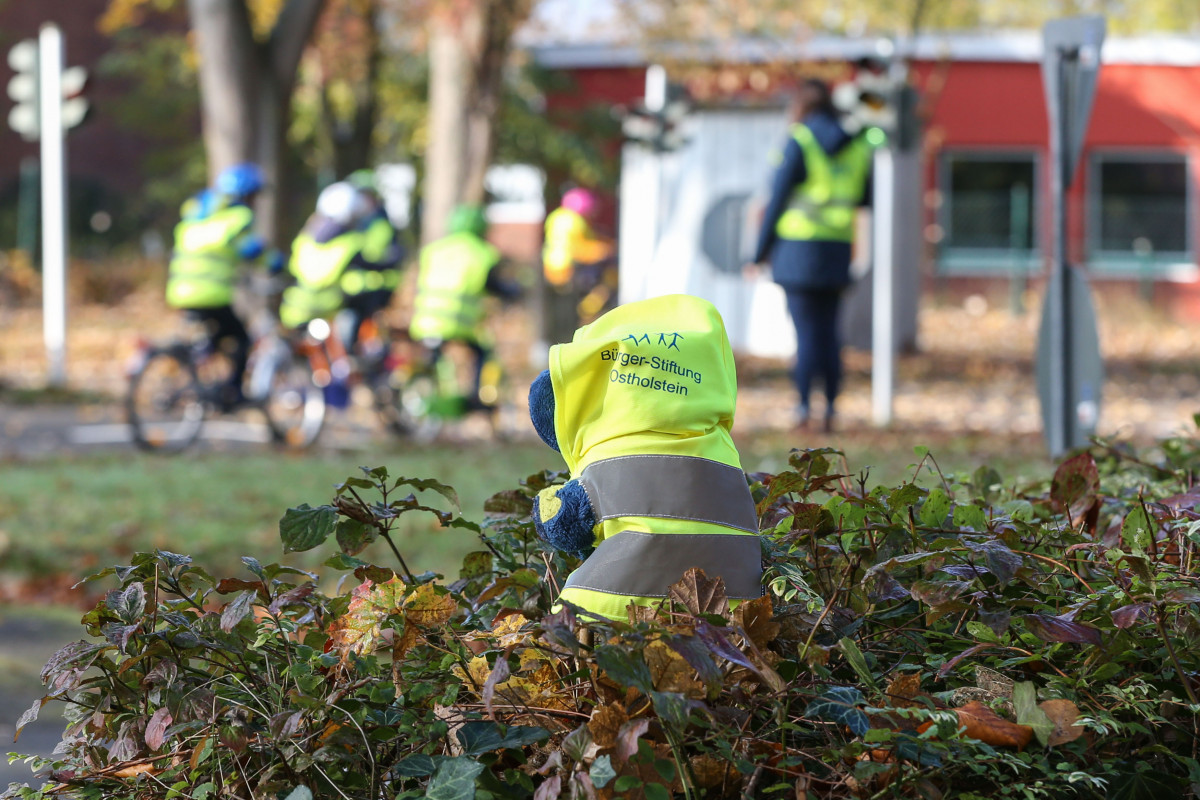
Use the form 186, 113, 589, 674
279, 230, 362, 330
166, 205, 254, 309
542, 207, 611, 287
547, 294, 762, 621
775, 124, 874, 243
409, 232, 499, 341
341, 217, 402, 297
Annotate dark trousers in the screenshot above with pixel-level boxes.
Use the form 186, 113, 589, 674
185, 306, 250, 397
784, 288, 843, 415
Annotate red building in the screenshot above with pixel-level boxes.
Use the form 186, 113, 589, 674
530, 32, 1200, 319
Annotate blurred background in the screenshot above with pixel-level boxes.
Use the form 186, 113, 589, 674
2, 0, 1200, 780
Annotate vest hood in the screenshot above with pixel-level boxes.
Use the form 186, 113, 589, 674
548, 294, 742, 474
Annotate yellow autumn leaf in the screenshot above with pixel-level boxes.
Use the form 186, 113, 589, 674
403, 583, 456, 627
645, 640, 705, 697
451, 656, 492, 692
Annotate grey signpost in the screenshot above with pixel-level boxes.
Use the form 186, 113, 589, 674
1036, 16, 1107, 456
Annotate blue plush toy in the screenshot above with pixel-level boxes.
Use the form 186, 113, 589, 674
527, 370, 597, 559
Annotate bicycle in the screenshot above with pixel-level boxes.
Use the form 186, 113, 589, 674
125, 313, 326, 453
373, 331, 505, 442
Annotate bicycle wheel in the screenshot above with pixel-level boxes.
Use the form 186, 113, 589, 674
126, 347, 205, 452
259, 340, 326, 449
376, 362, 444, 442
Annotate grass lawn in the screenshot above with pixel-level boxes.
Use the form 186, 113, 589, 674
0, 432, 1055, 590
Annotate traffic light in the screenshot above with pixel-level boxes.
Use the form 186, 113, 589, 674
833, 56, 920, 151
621, 65, 690, 153
6, 38, 90, 141
7, 38, 39, 141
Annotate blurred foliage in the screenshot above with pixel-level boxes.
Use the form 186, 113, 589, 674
614, 0, 1200, 41
100, 0, 286, 38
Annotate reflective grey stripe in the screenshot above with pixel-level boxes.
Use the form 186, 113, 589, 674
563, 530, 762, 599
578, 455, 758, 533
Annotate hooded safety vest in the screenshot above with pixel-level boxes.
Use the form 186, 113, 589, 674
548, 294, 762, 621
410, 232, 499, 341
166, 205, 255, 309
775, 124, 874, 243
279, 229, 363, 330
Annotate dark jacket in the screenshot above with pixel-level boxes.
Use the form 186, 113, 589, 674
753, 111, 870, 291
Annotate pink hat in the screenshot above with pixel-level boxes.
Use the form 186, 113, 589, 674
561, 187, 597, 218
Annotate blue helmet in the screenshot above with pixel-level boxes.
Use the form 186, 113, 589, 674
214, 163, 265, 199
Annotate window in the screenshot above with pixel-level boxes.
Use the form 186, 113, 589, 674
1090, 152, 1192, 271
938, 151, 1039, 273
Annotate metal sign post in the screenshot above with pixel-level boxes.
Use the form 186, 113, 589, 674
1036, 16, 1106, 456
39, 22, 68, 387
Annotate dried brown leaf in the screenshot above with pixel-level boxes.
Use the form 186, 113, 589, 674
953, 701, 1034, 749
645, 640, 706, 697
885, 673, 922, 707
732, 595, 780, 649
588, 704, 629, 750
1040, 699, 1084, 746
668, 568, 730, 618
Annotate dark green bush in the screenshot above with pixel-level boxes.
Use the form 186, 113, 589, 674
6, 438, 1200, 799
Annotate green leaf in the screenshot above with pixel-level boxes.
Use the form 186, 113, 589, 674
241, 556, 265, 578
887, 483, 925, 512
335, 518, 375, 556
952, 504, 988, 531
589, 755, 616, 789
838, 637, 878, 692
595, 645, 653, 693
1012, 681, 1053, 747
805, 686, 869, 736
324, 553, 370, 571
1104, 767, 1187, 800
279, 504, 337, 553
920, 488, 952, 527
105, 583, 146, 625
394, 476, 461, 511
613, 775, 642, 793
283, 788, 313, 800
1122, 507, 1155, 552
459, 551, 494, 580
644, 783, 671, 800
456, 722, 550, 756
425, 756, 484, 800
392, 754, 443, 777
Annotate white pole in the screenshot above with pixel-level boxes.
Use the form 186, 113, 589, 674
871, 146, 895, 426
39, 23, 67, 387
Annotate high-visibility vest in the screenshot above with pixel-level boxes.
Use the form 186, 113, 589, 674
279, 230, 362, 330
341, 216, 402, 298
546, 294, 762, 621
166, 205, 254, 309
542, 207, 611, 287
409, 232, 499, 341
775, 124, 874, 243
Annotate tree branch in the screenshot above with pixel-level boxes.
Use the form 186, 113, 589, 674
270, 0, 328, 91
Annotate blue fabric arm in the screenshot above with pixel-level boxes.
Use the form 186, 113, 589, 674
752, 136, 807, 264
528, 369, 559, 452
532, 480, 596, 559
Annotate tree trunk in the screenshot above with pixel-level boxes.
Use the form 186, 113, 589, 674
422, 0, 531, 245
187, 0, 327, 245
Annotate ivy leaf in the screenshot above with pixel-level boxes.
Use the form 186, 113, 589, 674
282, 788, 312, 800
220, 591, 256, 633
589, 755, 616, 789
805, 686, 869, 736
1050, 452, 1100, 520
456, 722, 550, 756
1104, 768, 1187, 800
424, 756, 484, 800
390, 754, 443, 777
1024, 614, 1103, 646
279, 504, 337, 553
533, 775, 561, 800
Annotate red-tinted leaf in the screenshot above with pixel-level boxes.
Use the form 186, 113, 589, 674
1050, 453, 1099, 521
1024, 614, 1103, 646
910, 579, 973, 607
533, 774, 561, 800
1164, 588, 1200, 604
936, 643, 999, 678
615, 718, 651, 764
14, 697, 49, 742
268, 584, 316, 615
215, 578, 262, 595
482, 648, 513, 719
145, 708, 172, 750
1111, 603, 1151, 629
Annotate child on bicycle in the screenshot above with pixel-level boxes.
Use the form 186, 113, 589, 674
166, 163, 283, 410
410, 204, 521, 409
